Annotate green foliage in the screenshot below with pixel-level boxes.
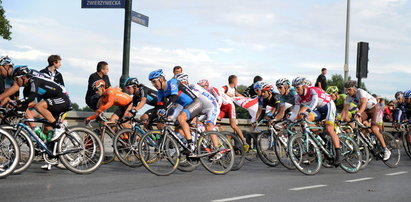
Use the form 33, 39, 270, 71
0, 1, 12, 40
327, 74, 367, 94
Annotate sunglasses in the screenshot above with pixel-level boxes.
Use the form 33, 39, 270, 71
126, 85, 133, 89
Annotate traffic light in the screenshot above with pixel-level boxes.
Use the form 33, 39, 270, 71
356, 42, 369, 79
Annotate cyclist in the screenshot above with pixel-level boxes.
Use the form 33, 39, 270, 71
124, 77, 158, 129
326, 86, 347, 113
85, 80, 133, 126
11, 66, 71, 141
273, 78, 297, 121
290, 77, 342, 166
197, 79, 250, 151
341, 80, 391, 160
149, 69, 202, 152
404, 90, 411, 119
393, 91, 408, 125
253, 81, 281, 123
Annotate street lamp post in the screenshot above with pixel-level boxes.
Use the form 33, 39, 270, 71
120, 0, 132, 88
344, 0, 350, 83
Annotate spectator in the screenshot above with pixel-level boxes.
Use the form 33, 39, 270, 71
222, 75, 243, 97
173, 66, 182, 76
242, 75, 262, 97
85, 61, 111, 110
40, 55, 64, 86
315, 68, 327, 90
384, 101, 395, 122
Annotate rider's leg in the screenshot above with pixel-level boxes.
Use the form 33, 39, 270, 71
34, 100, 55, 124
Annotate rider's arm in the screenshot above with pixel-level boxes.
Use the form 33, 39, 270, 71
341, 103, 350, 121
306, 88, 319, 111
0, 82, 20, 103
134, 97, 147, 111
289, 95, 301, 121
86, 94, 114, 120
357, 97, 367, 115
274, 105, 286, 121
16, 80, 37, 105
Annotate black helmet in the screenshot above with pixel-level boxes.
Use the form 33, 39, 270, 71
124, 77, 139, 87
12, 65, 30, 79
344, 80, 357, 89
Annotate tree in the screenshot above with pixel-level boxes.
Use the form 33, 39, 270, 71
327, 74, 367, 94
0, 0, 12, 40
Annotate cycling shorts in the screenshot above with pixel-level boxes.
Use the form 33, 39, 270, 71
114, 101, 133, 118
361, 104, 382, 126
45, 94, 71, 119
312, 101, 336, 124
218, 102, 236, 119
182, 98, 203, 120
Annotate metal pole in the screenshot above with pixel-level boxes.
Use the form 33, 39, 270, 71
343, 0, 350, 82
120, 0, 132, 88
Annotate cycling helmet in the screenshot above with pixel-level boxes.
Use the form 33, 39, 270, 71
344, 80, 357, 89
124, 77, 139, 87
326, 86, 339, 94
92, 80, 106, 91
148, 69, 164, 80
404, 90, 411, 99
292, 77, 305, 87
262, 83, 273, 91
395, 91, 404, 99
275, 78, 290, 87
12, 65, 30, 78
0, 56, 13, 66
253, 81, 265, 91
197, 79, 209, 87
174, 73, 189, 83
303, 79, 312, 87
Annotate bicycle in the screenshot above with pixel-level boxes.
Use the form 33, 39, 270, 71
6, 108, 104, 174
394, 121, 411, 159
288, 114, 362, 175
0, 127, 20, 178
349, 118, 400, 168
138, 116, 234, 176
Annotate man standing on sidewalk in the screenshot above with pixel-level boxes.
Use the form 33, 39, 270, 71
315, 68, 327, 90
40, 55, 65, 86
85, 61, 111, 110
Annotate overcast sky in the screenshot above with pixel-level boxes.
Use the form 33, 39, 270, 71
1, 0, 410, 107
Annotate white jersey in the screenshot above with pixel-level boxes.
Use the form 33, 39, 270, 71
188, 83, 219, 125
209, 87, 233, 106
345, 88, 377, 110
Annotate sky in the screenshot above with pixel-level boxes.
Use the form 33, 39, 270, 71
1, 0, 410, 107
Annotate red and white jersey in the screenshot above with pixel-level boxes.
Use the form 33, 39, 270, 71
222, 85, 237, 97
295, 86, 331, 110
232, 96, 259, 122
209, 87, 233, 106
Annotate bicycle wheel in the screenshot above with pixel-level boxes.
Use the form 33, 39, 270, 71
402, 132, 411, 158
256, 131, 279, 167
0, 129, 20, 178
198, 131, 234, 175
0, 125, 35, 175
356, 135, 370, 169
288, 133, 322, 175
382, 132, 400, 168
113, 128, 143, 168
58, 127, 104, 174
100, 130, 115, 164
275, 133, 295, 170
221, 131, 245, 171
177, 129, 201, 172
138, 131, 179, 176
339, 135, 362, 173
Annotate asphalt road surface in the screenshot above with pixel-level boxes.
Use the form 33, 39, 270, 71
1, 151, 410, 202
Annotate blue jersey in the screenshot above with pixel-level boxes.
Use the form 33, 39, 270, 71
279, 87, 296, 105
157, 78, 197, 108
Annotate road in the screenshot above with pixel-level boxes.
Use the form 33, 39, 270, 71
1, 152, 410, 202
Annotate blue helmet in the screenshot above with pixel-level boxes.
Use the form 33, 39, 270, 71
404, 90, 411, 99
253, 81, 266, 91
148, 69, 164, 80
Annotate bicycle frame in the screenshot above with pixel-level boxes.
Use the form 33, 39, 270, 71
300, 119, 334, 159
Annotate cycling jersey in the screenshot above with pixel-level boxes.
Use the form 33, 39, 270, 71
295, 87, 331, 110
279, 87, 296, 106
157, 78, 197, 109
394, 102, 407, 122
209, 87, 232, 106
188, 83, 219, 125
132, 85, 158, 107
345, 89, 377, 110
334, 94, 347, 112
258, 91, 281, 109
87, 87, 132, 120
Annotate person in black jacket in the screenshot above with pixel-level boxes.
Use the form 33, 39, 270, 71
40, 55, 64, 86
85, 61, 111, 110
242, 75, 262, 98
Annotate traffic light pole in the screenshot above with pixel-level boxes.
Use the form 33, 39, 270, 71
344, 0, 350, 83
120, 0, 132, 88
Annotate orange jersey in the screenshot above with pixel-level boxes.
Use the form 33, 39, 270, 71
87, 87, 132, 120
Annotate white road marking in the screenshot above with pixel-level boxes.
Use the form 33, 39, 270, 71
344, 177, 373, 183
211, 194, 265, 202
386, 171, 408, 176
289, 184, 327, 191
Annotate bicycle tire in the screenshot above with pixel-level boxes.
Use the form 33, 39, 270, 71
0, 125, 35, 175
0, 129, 20, 179
101, 130, 115, 164
198, 131, 234, 175
256, 131, 279, 167
402, 132, 411, 158
382, 132, 400, 168
138, 131, 179, 176
275, 133, 295, 170
288, 132, 322, 175
113, 128, 143, 168
221, 131, 245, 171
58, 127, 104, 174
356, 135, 370, 169
339, 135, 362, 173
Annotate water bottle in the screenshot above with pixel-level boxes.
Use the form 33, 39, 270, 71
191, 131, 197, 143
176, 132, 187, 144
34, 126, 47, 141
370, 134, 377, 145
